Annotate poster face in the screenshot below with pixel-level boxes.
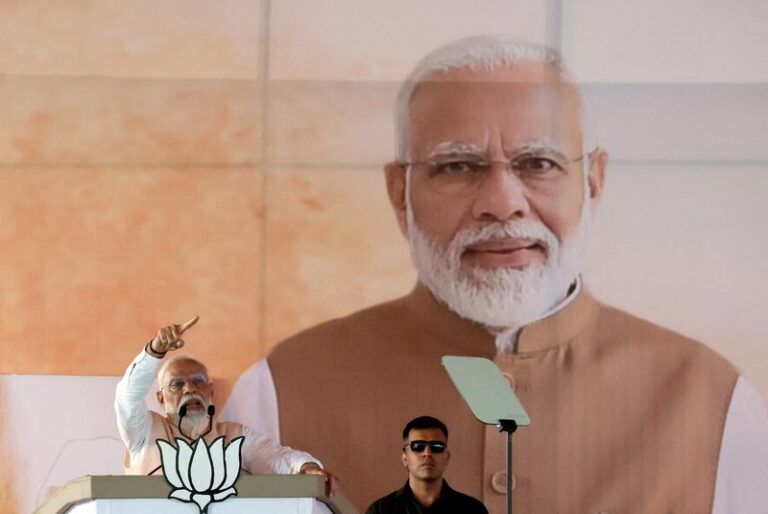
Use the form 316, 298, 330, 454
1, 1, 766, 513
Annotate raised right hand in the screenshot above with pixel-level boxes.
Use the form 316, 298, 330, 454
148, 315, 199, 356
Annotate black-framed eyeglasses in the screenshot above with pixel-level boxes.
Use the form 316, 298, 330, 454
163, 373, 208, 392
397, 149, 588, 198
404, 440, 447, 454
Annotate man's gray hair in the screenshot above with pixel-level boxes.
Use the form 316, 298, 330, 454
395, 34, 593, 161
157, 354, 209, 390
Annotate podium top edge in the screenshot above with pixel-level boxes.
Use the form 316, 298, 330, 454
34, 475, 358, 514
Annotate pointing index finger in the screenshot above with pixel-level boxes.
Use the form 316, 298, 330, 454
178, 315, 200, 334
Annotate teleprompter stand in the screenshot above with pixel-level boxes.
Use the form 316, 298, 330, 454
498, 419, 518, 514
442, 356, 530, 514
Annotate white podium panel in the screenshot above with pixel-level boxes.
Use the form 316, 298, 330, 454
68, 497, 331, 514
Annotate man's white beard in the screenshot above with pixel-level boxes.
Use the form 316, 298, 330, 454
167, 393, 211, 430
407, 203, 590, 331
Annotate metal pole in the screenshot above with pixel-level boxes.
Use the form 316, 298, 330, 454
507, 428, 513, 514
498, 420, 518, 514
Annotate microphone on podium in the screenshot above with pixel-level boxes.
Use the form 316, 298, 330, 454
177, 403, 214, 440
201, 405, 215, 438
177, 404, 188, 438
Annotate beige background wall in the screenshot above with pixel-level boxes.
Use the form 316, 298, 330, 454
1, 1, 766, 512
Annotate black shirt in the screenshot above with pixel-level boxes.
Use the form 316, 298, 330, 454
366, 480, 488, 514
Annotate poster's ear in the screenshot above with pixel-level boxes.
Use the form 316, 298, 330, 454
384, 162, 409, 237
587, 148, 608, 202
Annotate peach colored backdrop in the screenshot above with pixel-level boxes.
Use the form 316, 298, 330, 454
1, 1, 766, 513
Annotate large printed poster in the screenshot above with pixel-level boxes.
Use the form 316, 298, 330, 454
1, 1, 767, 513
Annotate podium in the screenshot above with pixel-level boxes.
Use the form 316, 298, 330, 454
34, 475, 358, 514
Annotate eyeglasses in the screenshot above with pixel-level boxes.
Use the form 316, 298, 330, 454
163, 373, 209, 392
399, 150, 585, 197
404, 440, 447, 454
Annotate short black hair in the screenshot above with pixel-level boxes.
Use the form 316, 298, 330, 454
402, 416, 448, 440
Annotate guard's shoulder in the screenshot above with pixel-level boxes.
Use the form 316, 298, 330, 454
364, 489, 400, 514
446, 486, 488, 513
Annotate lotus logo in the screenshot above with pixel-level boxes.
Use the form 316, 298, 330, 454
157, 436, 244, 513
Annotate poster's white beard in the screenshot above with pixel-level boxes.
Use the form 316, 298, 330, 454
406, 203, 590, 331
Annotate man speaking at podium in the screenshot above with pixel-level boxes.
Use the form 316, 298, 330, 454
224, 35, 768, 512
115, 315, 336, 492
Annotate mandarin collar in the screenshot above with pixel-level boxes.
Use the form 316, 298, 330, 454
407, 280, 599, 356
514, 285, 599, 353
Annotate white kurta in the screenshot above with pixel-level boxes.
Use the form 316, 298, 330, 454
115, 348, 318, 475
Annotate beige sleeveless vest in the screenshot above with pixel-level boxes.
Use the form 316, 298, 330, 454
269, 284, 737, 513
125, 411, 244, 475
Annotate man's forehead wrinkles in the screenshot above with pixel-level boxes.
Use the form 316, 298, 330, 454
428, 141, 485, 157
168, 367, 207, 379
170, 371, 206, 378
424, 136, 567, 158
511, 136, 567, 155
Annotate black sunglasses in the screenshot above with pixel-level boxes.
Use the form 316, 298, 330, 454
405, 440, 447, 453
